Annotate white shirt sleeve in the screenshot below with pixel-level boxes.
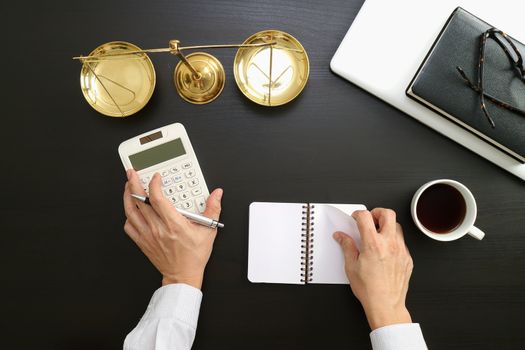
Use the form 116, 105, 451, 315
124, 283, 202, 350
370, 323, 427, 350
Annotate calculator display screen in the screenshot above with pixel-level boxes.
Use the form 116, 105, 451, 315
129, 138, 186, 170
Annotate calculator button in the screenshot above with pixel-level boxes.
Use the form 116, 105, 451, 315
161, 170, 170, 177
195, 196, 206, 213
164, 187, 176, 196
176, 203, 183, 209
182, 201, 193, 209
188, 178, 199, 188
143, 187, 148, 193
182, 162, 192, 169
162, 178, 173, 187
179, 192, 190, 201
173, 175, 183, 183
185, 170, 196, 178
176, 183, 186, 192
140, 176, 150, 184
191, 187, 202, 196
168, 196, 179, 204
170, 166, 180, 174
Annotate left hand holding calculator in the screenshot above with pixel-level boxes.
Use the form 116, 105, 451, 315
120, 122, 224, 289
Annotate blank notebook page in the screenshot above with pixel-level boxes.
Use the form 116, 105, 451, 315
248, 202, 304, 284
311, 204, 365, 284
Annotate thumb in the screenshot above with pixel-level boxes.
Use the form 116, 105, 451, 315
333, 231, 359, 262
203, 188, 223, 220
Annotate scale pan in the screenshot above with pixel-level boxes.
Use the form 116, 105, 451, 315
234, 30, 309, 106
80, 41, 156, 117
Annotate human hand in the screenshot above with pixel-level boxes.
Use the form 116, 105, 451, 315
123, 169, 223, 289
333, 208, 413, 330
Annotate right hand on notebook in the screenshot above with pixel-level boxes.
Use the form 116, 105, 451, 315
333, 208, 413, 330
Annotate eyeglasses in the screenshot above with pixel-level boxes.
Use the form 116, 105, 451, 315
456, 27, 525, 128
73, 30, 309, 117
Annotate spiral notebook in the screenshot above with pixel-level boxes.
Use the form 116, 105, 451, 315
248, 202, 366, 284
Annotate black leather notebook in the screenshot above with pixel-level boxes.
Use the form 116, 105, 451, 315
407, 7, 525, 162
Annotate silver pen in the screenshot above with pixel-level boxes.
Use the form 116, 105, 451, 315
131, 193, 224, 229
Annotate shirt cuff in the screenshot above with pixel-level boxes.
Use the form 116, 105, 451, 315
141, 283, 203, 329
370, 323, 427, 350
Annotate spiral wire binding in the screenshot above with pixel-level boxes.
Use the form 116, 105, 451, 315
300, 204, 315, 283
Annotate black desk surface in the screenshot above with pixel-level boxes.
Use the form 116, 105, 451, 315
3, 0, 525, 349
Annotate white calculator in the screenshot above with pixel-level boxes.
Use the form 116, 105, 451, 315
118, 123, 210, 213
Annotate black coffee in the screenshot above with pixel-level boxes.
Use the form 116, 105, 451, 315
416, 184, 466, 233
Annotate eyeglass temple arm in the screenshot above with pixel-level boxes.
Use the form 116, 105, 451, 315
456, 66, 525, 117
475, 31, 496, 128
487, 28, 525, 80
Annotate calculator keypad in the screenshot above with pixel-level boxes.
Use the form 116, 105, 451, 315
164, 187, 176, 196
139, 161, 206, 213
195, 196, 206, 213
191, 187, 202, 196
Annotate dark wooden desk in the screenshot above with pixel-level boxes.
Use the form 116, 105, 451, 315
3, 0, 524, 348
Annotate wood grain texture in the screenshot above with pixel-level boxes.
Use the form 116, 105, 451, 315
1, 0, 524, 349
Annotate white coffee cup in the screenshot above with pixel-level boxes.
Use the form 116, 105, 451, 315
411, 179, 485, 241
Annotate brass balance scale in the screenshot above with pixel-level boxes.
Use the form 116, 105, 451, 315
74, 30, 309, 117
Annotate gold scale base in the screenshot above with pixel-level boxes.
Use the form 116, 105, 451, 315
173, 52, 225, 104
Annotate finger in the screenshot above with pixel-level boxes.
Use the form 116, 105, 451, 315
395, 223, 405, 241
351, 210, 377, 245
370, 208, 396, 235
124, 220, 154, 257
127, 169, 162, 225
123, 182, 149, 233
203, 188, 223, 220
396, 223, 410, 252
333, 231, 359, 262
124, 219, 142, 245
394, 223, 412, 261
126, 169, 147, 195
148, 173, 187, 227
